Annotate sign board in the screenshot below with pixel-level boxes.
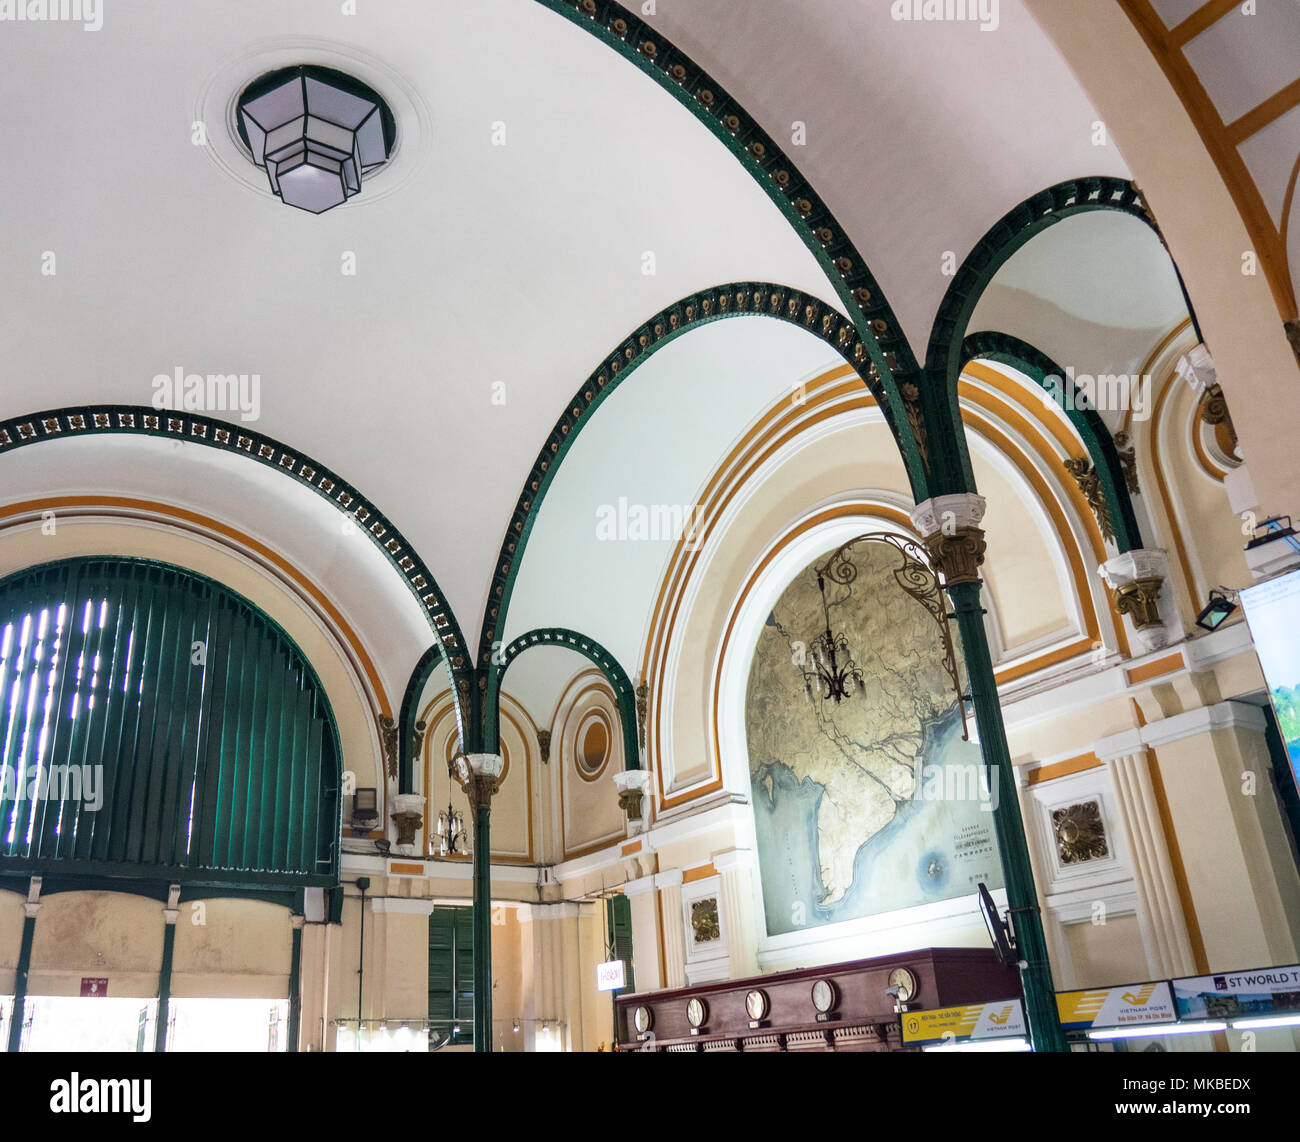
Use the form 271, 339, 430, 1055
900, 999, 1025, 1046
1240, 571, 1300, 789
1171, 964, 1300, 1021
1056, 981, 1176, 1031
596, 959, 626, 993
80, 978, 108, 997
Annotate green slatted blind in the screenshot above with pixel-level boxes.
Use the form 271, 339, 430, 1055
606, 894, 634, 995
0, 558, 341, 886
428, 906, 473, 1047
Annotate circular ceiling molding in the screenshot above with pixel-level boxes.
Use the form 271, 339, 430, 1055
195, 36, 432, 210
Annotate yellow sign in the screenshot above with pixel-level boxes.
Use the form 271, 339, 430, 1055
901, 1000, 1025, 1045
1056, 982, 1175, 1029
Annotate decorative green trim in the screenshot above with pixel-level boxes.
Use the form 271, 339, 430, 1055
0, 405, 471, 691
487, 627, 639, 769
473, 282, 909, 738
398, 643, 448, 794
962, 331, 1144, 552
534, 0, 934, 483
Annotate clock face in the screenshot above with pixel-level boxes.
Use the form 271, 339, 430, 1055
633, 1006, 653, 1034
811, 979, 837, 1013
686, 997, 708, 1028
745, 989, 769, 1021
889, 968, 918, 1003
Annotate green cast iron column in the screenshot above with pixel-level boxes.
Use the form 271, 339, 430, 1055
473, 801, 492, 1052
948, 579, 1068, 1052
154, 922, 176, 1053
7, 909, 37, 1053
287, 916, 304, 1052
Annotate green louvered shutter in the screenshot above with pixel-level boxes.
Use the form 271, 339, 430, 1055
0, 558, 341, 887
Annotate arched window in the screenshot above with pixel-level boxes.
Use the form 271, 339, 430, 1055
0, 558, 341, 888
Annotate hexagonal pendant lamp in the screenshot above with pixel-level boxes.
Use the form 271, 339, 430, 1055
237, 65, 396, 214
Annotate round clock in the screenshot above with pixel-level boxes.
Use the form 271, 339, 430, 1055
811, 978, 838, 1013
686, 997, 708, 1028
633, 1006, 653, 1034
888, 967, 918, 1003
745, 989, 769, 1021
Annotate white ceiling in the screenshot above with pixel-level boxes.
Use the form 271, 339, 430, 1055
0, 0, 837, 653
0, 0, 1165, 693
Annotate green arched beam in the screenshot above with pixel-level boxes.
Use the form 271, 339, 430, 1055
397, 642, 456, 793
0, 405, 473, 698
473, 282, 911, 748
532, 0, 968, 494
962, 330, 1144, 552
487, 627, 639, 770
926, 178, 1203, 489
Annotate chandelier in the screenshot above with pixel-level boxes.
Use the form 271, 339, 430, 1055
799, 534, 969, 738
433, 799, 467, 856
803, 570, 866, 704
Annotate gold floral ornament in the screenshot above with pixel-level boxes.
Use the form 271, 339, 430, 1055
690, 897, 720, 943
1051, 801, 1109, 865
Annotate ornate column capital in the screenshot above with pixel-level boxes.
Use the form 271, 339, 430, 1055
390, 792, 426, 851
1099, 549, 1172, 648
452, 752, 503, 811
614, 769, 652, 822
910, 494, 988, 586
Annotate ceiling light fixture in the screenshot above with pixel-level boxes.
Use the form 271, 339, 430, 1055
236, 64, 396, 214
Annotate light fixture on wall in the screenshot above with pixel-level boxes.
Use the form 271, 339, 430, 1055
801, 568, 865, 705
1195, 586, 1239, 632
236, 65, 396, 214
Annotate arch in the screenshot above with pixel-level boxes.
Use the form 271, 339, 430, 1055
488, 628, 638, 771
920, 176, 1202, 499
397, 643, 449, 794
961, 330, 1144, 552
474, 285, 915, 749
0, 557, 341, 890
0, 406, 471, 693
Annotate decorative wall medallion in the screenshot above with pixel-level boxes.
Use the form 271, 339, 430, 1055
1051, 800, 1109, 865
690, 897, 720, 944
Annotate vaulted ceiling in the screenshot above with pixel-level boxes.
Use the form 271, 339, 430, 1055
0, 0, 1222, 703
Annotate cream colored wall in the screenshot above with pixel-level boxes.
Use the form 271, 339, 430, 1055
171, 898, 292, 999
554, 675, 624, 858
0, 890, 20, 993
27, 891, 163, 999
0, 520, 382, 796
1063, 913, 1147, 990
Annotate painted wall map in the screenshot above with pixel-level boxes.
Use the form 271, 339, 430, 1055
745, 538, 1002, 936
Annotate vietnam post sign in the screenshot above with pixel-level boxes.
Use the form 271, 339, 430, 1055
1056, 981, 1176, 1031
900, 999, 1025, 1046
